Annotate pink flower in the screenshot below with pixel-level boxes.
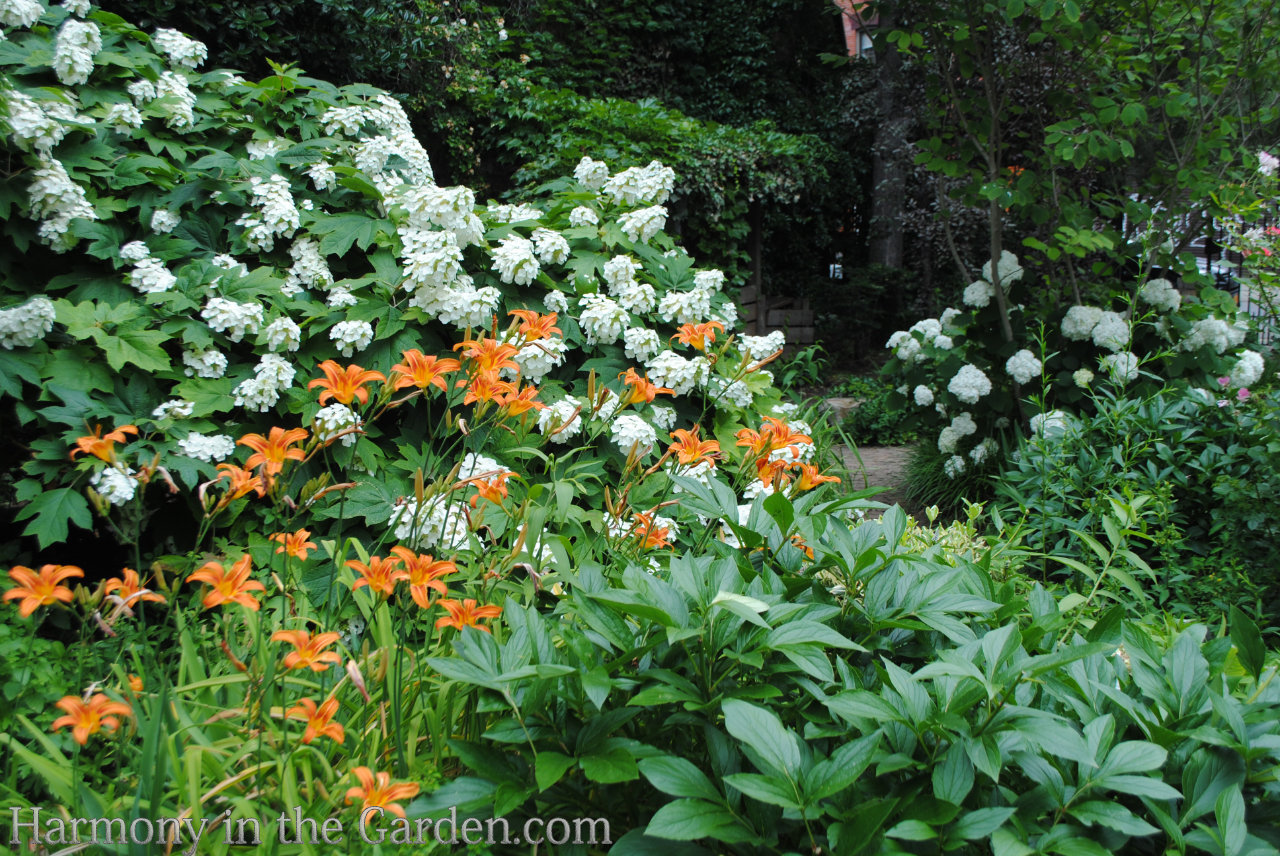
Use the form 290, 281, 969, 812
1218, 376, 1231, 387
1218, 399, 1229, 408
1237, 388, 1251, 402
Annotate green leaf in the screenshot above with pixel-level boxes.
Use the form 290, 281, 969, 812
535, 752, 576, 792
767, 620, 864, 650
806, 734, 880, 800
723, 773, 800, 809
1229, 607, 1265, 683
1216, 787, 1246, 856
100, 328, 171, 372
639, 756, 723, 803
886, 820, 937, 841
645, 800, 748, 842
952, 806, 1017, 840
1069, 801, 1159, 836
1101, 741, 1167, 776
933, 743, 975, 805
710, 591, 771, 629
579, 747, 639, 783
15, 487, 93, 549
722, 699, 801, 778
827, 690, 902, 723
1092, 775, 1181, 800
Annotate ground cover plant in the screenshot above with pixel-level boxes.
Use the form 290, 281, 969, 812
1, 3, 1279, 855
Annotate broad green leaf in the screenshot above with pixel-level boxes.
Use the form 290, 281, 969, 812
952, 806, 1018, 840
1216, 787, 1246, 856
723, 773, 800, 809
15, 487, 93, 549
1069, 801, 1159, 836
579, 747, 639, 784
886, 819, 937, 841
722, 699, 801, 778
933, 743, 975, 805
638, 756, 722, 803
535, 752, 576, 792
1229, 607, 1265, 683
1101, 741, 1167, 776
645, 800, 748, 842
807, 733, 880, 800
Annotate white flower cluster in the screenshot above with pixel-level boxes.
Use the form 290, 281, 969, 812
531, 227, 569, 265
395, 183, 478, 234
1005, 349, 1041, 385
91, 465, 137, 505
649, 405, 676, 431
1073, 368, 1094, 388
390, 497, 470, 551
948, 364, 992, 404
1230, 350, 1264, 388
413, 277, 500, 330
938, 412, 977, 454
182, 346, 227, 378
618, 205, 667, 242
491, 235, 540, 286
568, 206, 599, 227
885, 330, 923, 363
1258, 150, 1278, 176
657, 283, 712, 325
400, 226, 463, 290
694, 269, 726, 292
203, 297, 262, 342
315, 403, 362, 446
624, 326, 662, 362
246, 138, 285, 161
329, 319, 374, 357
129, 257, 177, 294
284, 238, 334, 292
605, 257, 654, 313
306, 161, 337, 192
0, 0, 43, 30
943, 455, 966, 479
1099, 351, 1139, 384
574, 157, 610, 191
177, 431, 235, 462
1061, 305, 1103, 340
544, 290, 569, 314
0, 295, 55, 349
969, 437, 997, 466
27, 156, 97, 251
324, 94, 433, 187
233, 353, 296, 412
458, 453, 504, 481
963, 279, 995, 308
150, 207, 180, 234
611, 413, 657, 456
101, 101, 141, 133
53, 18, 101, 86
236, 175, 300, 252
1091, 311, 1129, 352
152, 28, 207, 69
1180, 317, 1248, 355
1138, 278, 1181, 313
486, 202, 544, 223
151, 399, 194, 419
578, 294, 628, 346
511, 337, 566, 384
982, 250, 1024, 287
263, 316, 301, 352
150, 71, 197, 129
1030, 410, 1070, 436
603, 161, 675, 206
645, 350, 709, 396
537, 397, 583, 443
740, 331, 786, 361
708, 375, 753, 408
2, 89, 76, 152
913, 385, 934, 406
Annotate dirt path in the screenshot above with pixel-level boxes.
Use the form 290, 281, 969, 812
835, 445, 914, 516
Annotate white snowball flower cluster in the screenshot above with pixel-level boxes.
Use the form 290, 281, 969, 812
263, 316, 302, 352
913, 385, 934, 406
486, 202, 543, 223
491, 235, 540, 285
1072, 368, 1094, 388
982, 250, 1024, 287
152, 28, 207, 69
1260, 150, 1279, 176
543, 290, 569, 314
326, 94, 433, 186
91, 465, 137, 506
962, 279, 995, 308
1099, 351, 1139, 384
119, 241, 150, 262
129, 257, 177, 294
511, 337, 566, 384
535, 397, 583, 443
285, 237, 334, 292
909, 318, 941, 342
531, 228, 569, 265
245, 138, 285, 161
1180, 317, 1247, 354
607, 270, 654, 314
149, 207, 180, 234
1061, 305, 1103, 340
0, 295, 55, 349
948, 364, 992, 404
182, 346, 227, 378
1138, 278, 1181, 313
618, 205, 667, 243
0, 0, 43, 30
151, 399, 194, 420
236, 175, 300, 252
390, 497, 471, 551
740, 331, 786, 361
1091, 310, 1129, 352
649, 405, 677, 432
412, 276, 500, 329
458, 453, 502, 481
939, 307, 961, 328
937, 412, 977, 454
2, 90, 76, 153
152, 71, 197, 129
202, 297, 262, 342
943, 455, 966, 479
1229, 350, 1264, 388
657, 284, 712, 325
52, 18, 101, 86
306, 161, 337, 192
568, 205, 599, 227
603, 161, 675, 205
603, 255, 640, 292
624, 326, 662, 362
327, 288, 358, 308
233, 353, 295, 412
611, 413, 657, 457
315, 403, 362, 446
395, 183, 476, 232
573, 156, 610, 191
645, 350, 709, 396
1030, 410, 1070, 436
400, 227, 463, 290
708, 375, 753, 408
329, 319, 374, 357
969, 437, 998, 466
177, 432, 236, 462
694, 269, 726, 292
578, 293, 628, 345
27, 156, 97, 251
1005, 349, 1041, 385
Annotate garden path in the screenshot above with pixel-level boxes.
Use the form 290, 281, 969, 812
835, 444, 913, 517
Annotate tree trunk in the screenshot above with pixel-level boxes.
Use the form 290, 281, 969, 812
868, 9, 907, 269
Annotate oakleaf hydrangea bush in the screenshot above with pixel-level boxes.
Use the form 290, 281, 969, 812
882, 249, 1269, 478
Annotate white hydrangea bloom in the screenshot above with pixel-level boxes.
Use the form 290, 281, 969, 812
129, 258, 176, 294
948, 364, 992, 404
1030, 410, 1070, 436
263, 316, 302, 352
1229, 350, 1264, 388
1138, 278, 1181, 313
537, 397, 583, 443
717, 300, 739, 328
943, 455, 966, 479
694, 269, 726, 292
178, 432, 236, 462
182, 346, 227, 378
939, 307, 961, 328
486, 202, 543, 223
306, 161, 337, 192
91, 465, 137, 505
315, 403, 362, 446
708, 375, 753, 408
578, 293, 628, 345
618, 205, 667, 242
150, 207, 180, 234
327, 288, 359, 309
233, 353, 295, 411
645, 350, 709, 396
603, 161, 675, 206
510, 336, 566, 384
202, 297, 262, 342
27, 156, 97, 252
611, 413, 657, 457
740, 331, 786, 361
245, 138, 286, 161
152, 28, 207, 69
1091, 310, 1129, 352
1073, 368, 1094, 388
962, 279, 995, 308
491, 235, 540, 285
390, 497, 472, 551
1260, 151, 1279, 176
2, 90, 72, 152
1180, 317, 1241, 354
151, 399, 194, 420
909, 318, 941, 344
394, 183, 475, 231
530, 227, 569, 265
913, 385, 934, 406
1062, 305, 1103, 341
573, 156, 609, 191
603, 255, 639, 291
624, 326, 662, 362
428, 281, 501, 330
568, 206, 599, 227
1005, 349, 1041, 384
126, 78, 156, 105
283, 238, 334, 292
934, 335, 954, 350
52, 18, 101, 86
236, 175, 299, 251
119, 241, 151, 262
0, 296, 56, 349
153, 71, 196, 129
981, 250, 1023, 287
1099, 350, 1139, 384
649, 405, 676, 432
969, 437, 997, 466
544, 290, 570, 314
329, 319, 374, 357
400, 226, 463, 290
0, 0, 43, 29
657, 285, 713, 325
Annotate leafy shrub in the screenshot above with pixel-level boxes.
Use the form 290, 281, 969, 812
839, 375, 919, 446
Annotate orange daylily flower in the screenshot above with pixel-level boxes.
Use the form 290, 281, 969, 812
345, 555, 408, 598
789, 534, 816, 561
127, 675, 144, 693
390, 350, 461, 393
499, 385, 545, 415
103, 567, 165, 607
215, 463, 266, 501
434, 598, 503, 633
271, 529, 318, 560
619, 368, 674, 405
671, 320, 725, 352
760, 416, 812, 458
735, 427, 772, 458
71, 424, 138, 463
272, 630, 343, 672
187, 554, 265, 611
390, 546, 457, 610
792, 463, 841, 492
668, 427, 721, 468
630, 512, 672, 550
4, 564, 82, 618
509, 309, 562, 341
346, 767, 420, 821
238, 427, 308, 477
467, 471, 513, 509
454, 337, 520, 375
756, 457, 792, 490
463, 372, 516, 406
308, 360, 386, 406
286, 696, 345, 745
52, 693, 132, 745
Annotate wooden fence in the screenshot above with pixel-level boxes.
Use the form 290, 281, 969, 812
737, 286, 815, 345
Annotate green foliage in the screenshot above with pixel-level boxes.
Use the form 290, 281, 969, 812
839, 375, 919, 446
813, 264, 924, 365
